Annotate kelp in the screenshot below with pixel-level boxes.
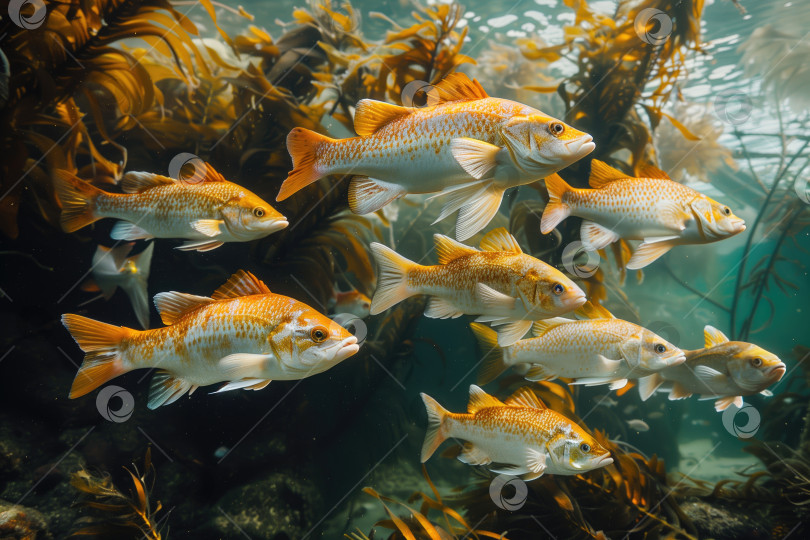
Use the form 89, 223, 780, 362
69, 448, 167, 539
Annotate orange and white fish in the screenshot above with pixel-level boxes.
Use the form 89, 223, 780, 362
278, 73, 595, 240
84, 243, 154, 329
369, 228, 586, 346
540, 160, 746, 268
329, 289, 372, 319
54, 165, 288, 252
62, 271, 359, 409
421, 385, 613, 480
470, 305, 685, 390
643, 325, 785, 411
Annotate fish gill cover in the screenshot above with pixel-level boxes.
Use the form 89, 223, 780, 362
0, 0, 808, 538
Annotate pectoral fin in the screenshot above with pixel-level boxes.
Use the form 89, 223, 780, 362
348, 176, 404, 215
495, 320, 532, 347
431, 181, 505, 241
694, 365, 727, 384
110, 222, 153, 241
450, 137, 501, 179
458, 443, 492, 466
626, 238, 678, 269
580, 221, 619, 251
191, 219, 224, 237
525, 447, 547, 477
218, 353, 274, 380
476, 283, 516, 312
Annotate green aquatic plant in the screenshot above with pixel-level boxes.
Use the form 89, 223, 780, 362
69, 448, 167, 539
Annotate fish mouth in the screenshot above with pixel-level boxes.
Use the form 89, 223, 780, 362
565, 134, 595, 159
594, 453, 613, 467
768, 363, 786, 381
731, 219, 746, 234
334, 336, 360, 362
667, 352, 687, 366
563, 291, 587, 311
268, 219, 289, 233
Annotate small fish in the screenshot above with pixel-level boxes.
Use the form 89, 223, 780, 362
53, 164, 288, 252
540, 160, 746, 268
470, 303, 685, 389
596, 396, 619, 408
420, 385, 612, 480
691, 419, 711, 427
85, 243, 154, 329
329, 289, 372, 319
370, 228, 587, 346
278, 73, 594, 240
648, 411, 664, 420
626, 419, 650, 432
643, 325, 785, 412
62, 271, 359, 409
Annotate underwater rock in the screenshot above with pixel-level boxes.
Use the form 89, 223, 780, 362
199, 471, 322, 539
0, 500, 52, 540
681, 498, 771, 539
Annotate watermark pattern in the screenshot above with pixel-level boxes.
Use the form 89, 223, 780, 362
8, 0, 46, 30
489, 474, 528, 511
644, 320, 681, 349
168, 152, 208, 185
721, 403, 760, 439
96, 385, 135, 423
634, 8, 673, 46
561, 241, 600, 278
330, 312, 368, 345
794, 175, 810, 205
400, 80, 440, 108
713, 89, 753, 125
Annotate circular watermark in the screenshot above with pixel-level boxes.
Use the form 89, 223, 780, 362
634, 8, 673, 46
489, 474, 528, 511
401, 80, 441, 108
8, 0, 46, 30
644, 320, 681, 349
794, 176, 810, 205
168, 152, 208, 185
96, 385, 135, 423
330, 313, 368, 345
713, 90, 753, 125
721, 403, 760, 439
561, 241, 600, 278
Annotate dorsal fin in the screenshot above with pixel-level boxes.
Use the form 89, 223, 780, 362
575, 301, 615, 320
637, 163, 670, 180
354, 99, 413, 137
201, 163, 228, 182
479, 227, 522, 253
588, 160, 628, 189
434, 234, 478, 265
120, 172, 176, 193
703, 325, 730, 348
153, 292, 214, 325
531, 317, 570, 337
435, 73, 489, 102
211, 270, 271, 300
504, 387, 547, 410
467, 384, 504, 413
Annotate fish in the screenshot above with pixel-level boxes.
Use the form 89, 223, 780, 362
84, 243, 154, 329
329, 289, 372, 318
470, 303, 686, 389
420, 385, 613, 480
53, 164, 288, 252
62, 270, 360, 409
278, 73, 595, 240
540, 160, 746, 268
626, 419, 650, 432
641, 325, 786, 412
369, 227, 587, 346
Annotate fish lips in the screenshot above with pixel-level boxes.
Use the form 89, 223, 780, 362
334, 336, 360, 362
594, 453, 613, 468
767, 363, 786, 381
565, 134, 596, 160
564, 291, 588, 311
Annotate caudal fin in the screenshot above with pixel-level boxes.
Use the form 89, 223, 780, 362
420, 393, 449, 462
62, 314, 134, 398
470, 322, 506, 384
540, 173, 572, 234
277, 127, 334, 201
53, 170, 104, 232
369, 242, 417, 314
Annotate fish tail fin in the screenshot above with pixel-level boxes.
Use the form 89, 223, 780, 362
470, 322, 506, 384
369, 242, 417, 314
420, 393, 449, 462
277, 127, 333, 201
62, 314, 134, 398
53, 170, 104, 232
540, 173, 572, 234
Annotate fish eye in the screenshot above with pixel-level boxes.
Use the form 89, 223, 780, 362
579, 443, 591, 453
722, 206, 731, 216
751, 357, 762, 367
311, 326, 328, 343
253, 207, 265, 218
548, 122, 565, 136
552, 283, 565, 295
655, 343, 666, 354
